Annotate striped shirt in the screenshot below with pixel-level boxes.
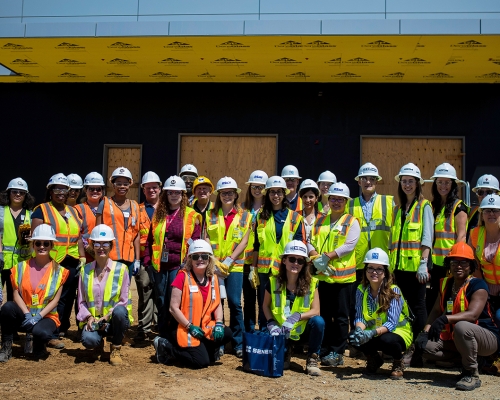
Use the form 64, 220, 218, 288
354, 285, 403, 332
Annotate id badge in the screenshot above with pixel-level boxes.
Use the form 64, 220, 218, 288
232, 228, 242, 240
376, 316, 383, 328
32, 294, 39, 306
189, 285, 199, 293
446, 300, 453, 314
161, 250, 169, 263
123, 212, 130, 218
369, 220, 377, 231
131, 216, 136, 227
65, 212, 72, 219
21, 214, 25, 221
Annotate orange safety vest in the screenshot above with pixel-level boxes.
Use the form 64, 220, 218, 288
100, 197, 139, 262
11, 260, 69, 327
139, 202, 153, 258
176, 270, 220, 347
468, 206, 479, 227
74, 202, 97, 241
470, 226, 500, 285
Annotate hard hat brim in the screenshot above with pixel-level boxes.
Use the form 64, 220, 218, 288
363, 260, 389, 266
245, 180, 266, 185
355, 174, 382, 182
281, 175, 302, 179
280, 252, 310, 262
29, 236, 55, 241
430, 175, 460, 183
69, 185, 84, 189
395, 175, 424, 185
216, 188, 241, 194
47, 183, 70, 189
262, 187, 291, 195
91, 237, 116, 242
328, 194, 351, 200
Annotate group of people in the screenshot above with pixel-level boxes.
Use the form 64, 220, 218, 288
0, 161, 499, 392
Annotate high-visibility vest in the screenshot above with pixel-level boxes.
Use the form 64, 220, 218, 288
348, 195, 393, 270
359, 283, 413, 348
432, 199, 467, 267
468, 206, 480, 231
78, 260, 133, 329
38, 202, 82, 263
269, 276, 317, 341
294, 197, 303, 212
0, 206, 31, 269
470, 226, 500, 285
100, 197, 139, 262
206, 208, 252, 273
176, 270, 220, 347
150, 207, 201, 271
310, 213, 357, 283
11, 260, 69, 327
256, 209, 304, 275
242, 206, 262, 265
74, 202, 96, 241
138, 202, 153, 258
390, 199, 430, 273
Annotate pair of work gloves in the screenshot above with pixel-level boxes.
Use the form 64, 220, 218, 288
188, 322, 225, 341
21, 313, 43, 332
311, 253, 336, 276
348, 326, 377, 346
415, 315, 448, 350
267, 312, 301, 338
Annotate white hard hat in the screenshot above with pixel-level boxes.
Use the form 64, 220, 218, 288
188, 239, 213, 256
299, 179, 319, 192
179, 164, 198, 177
47, 173, 69, 189
110, 167, 133, 183
363, 247, 390, 266
141, 171, 161, 186
328, 182, 351, 199
479, 194, 500, 211
355, 163, 382, 181
280, 240, 310, 262
317, 170, 337, 184
84, 172, 105, 186
281, 165, 302, 179
31, 224, 56, 241
216, 176, 241, 194
264, 176, 290, 195
90, 224, 116, 241
395, 163, 424, 184
67, 173, 83, 189
163, 175, 186, 192
246, 170, 269, 185
430, 162, 459, 182
7, 177, 28, 192
473, 174, 500, 193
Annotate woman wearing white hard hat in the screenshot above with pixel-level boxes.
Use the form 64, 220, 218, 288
429, 162, 468, 312
0, 177, 35, 302
96, 167, 140, 278
144, 175, 201, 339
66, 173, 83, 207
205, 177, 252, 357
0, 224, 69, 362
309, 182, 360, 368
468, 174, 500, 235
253, 176, 305, 330
263, 240, 324, 376
281, 165, 302, 212
153, 240, 231, 368
316, 170, 337, 214
390, 163, 433, 367
31, 173, 86, 343
77, 224, 133, 365
298, 179, 320, 242
349, 248, 412, 380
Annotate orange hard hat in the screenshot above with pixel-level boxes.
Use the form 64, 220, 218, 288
445, 242, 475, 260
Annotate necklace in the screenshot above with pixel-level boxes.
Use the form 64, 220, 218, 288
192, 272, 208, 287
451, 278, 468, 298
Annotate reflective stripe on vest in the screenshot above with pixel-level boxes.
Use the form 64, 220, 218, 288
139, 203, 152, 257
1, 206, 31, 269
438, 276, 472, 340
471, 226, 500, 285
432, 199, 466, 266
75, 202, 96, 240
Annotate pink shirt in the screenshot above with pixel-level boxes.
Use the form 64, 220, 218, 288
29, 260, 50, 291
76, 260, 130, 322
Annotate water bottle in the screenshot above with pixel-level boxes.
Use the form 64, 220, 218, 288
24, 333, 33, 353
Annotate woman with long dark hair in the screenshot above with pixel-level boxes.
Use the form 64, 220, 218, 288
298, 179, 320, 242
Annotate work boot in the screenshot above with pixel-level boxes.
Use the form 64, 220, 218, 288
0, 340, 13, 362
321, 351, 344, 367
284, 347, 292, 370
32, 343, 49, 359
47, 339, 65, 349
153, 336, 175, 365
306, 353, 322, 376
456, 369, 481, 391
109, 344, 123, 366
389, 359, 404, 380
363, 353, 384, 375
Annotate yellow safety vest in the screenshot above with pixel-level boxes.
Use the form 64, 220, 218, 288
310, 213, 357, 284
359, 283, 413, 348
79, 260, 133, 328
0, 206, 31, 269
270, 276, 318, 341
390, 199, 430, 273
470, 226, 500, 285
206, 208, 252, 273
242, 207, 261, 266
432, 199, 467, 267
256, 209, 303, 275
348, 194, 393, 270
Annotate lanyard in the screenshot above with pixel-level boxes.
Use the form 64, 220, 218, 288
165, 208, 180, 234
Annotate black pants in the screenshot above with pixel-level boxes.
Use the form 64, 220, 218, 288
1, 269, 13, 302
167, 325, 232, 369
349, 270, 364, 330
57, 256, 80, 334
319, 280, 354, 354
355, 332, 407, 360
242, 270, 257, 333
428, 264, 448, 313
394, 269, 427, 337
0, 301, 56, 348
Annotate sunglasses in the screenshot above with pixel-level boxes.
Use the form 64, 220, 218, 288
52, 188, 69, 194
367, 267, 385, 275
251, 185, 265, 191
483, 209, 500, 215
450, 260, 470, 268
360, 177, 377, 183
191, 254, 210, 261
93, 242, 111, 249
287, 256, 306, 265
166, 190, 182, 196
34, 241, 51, 248
329, 197, 346, 204
182, 176, 196, 183
477, 189, 495, 196
220, 191, 236, 197
269, 190, 284, 197
11, 190, 27, 196
87, 187, 103, 192
284, 178, 297, 182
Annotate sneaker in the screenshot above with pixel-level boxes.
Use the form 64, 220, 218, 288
235, 348, 243, 358
389, 359, 404, 380
47, 339, 65, 349
306, 353, 322, 376
321, 351, 344, 367
153, 336, 174, 365
363, 353, 384, 375
456, 369, 481, 391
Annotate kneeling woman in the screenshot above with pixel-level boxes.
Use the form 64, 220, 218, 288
77, 224, 133, 366
154, 240, 232, 369
0, 224, 69, 361
263, 240, 325, 376
350, 248, 412, 380
420, 243, 500, 391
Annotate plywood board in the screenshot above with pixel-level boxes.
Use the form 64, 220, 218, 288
106, 147, 141, 201
361, 137, 463, 202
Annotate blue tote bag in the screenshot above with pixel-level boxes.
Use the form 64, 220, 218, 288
242, 331, 285, 377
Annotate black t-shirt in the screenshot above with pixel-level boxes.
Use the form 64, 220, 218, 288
12, 208, 27, 234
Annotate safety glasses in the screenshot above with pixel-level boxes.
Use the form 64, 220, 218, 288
477, 189, 495, 196
450, 260, 470, 268
191, 254, 209, 261
87, 187, 103, 192
367, 267, 385, 275
220, 191, 236, 198
34, 241, 51, 248
93, 242, 111, 249
287, 256, 306, 265
10, 190, 27, 196
182, 176, 196, 183
52, 188, 69, 194
113, 182, 130, 188
250, 185, 265, 191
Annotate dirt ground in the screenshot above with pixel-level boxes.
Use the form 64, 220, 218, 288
1, 281, 499, 400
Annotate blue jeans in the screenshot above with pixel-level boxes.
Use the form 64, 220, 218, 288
225, 271, 244, 350
242, 270, 256, 332
292, 316, 325, 355
81, 305, 130, 347
257, 272, 270, 330
152, 267, 179, 337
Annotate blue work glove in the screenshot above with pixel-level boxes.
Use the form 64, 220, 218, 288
357, 328, 376, 345
132, 260, 140, 276
416, 260, 429, 284
312, 253, 330, 273
212, 321, 225, 341
267, 320, 281, 336
348, 326, 363, 346
428, 315, 448, 342
222, 257, 234, 268
188, 324, 205, 340
21, 313, 33, 330
30, 314, 43, 325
